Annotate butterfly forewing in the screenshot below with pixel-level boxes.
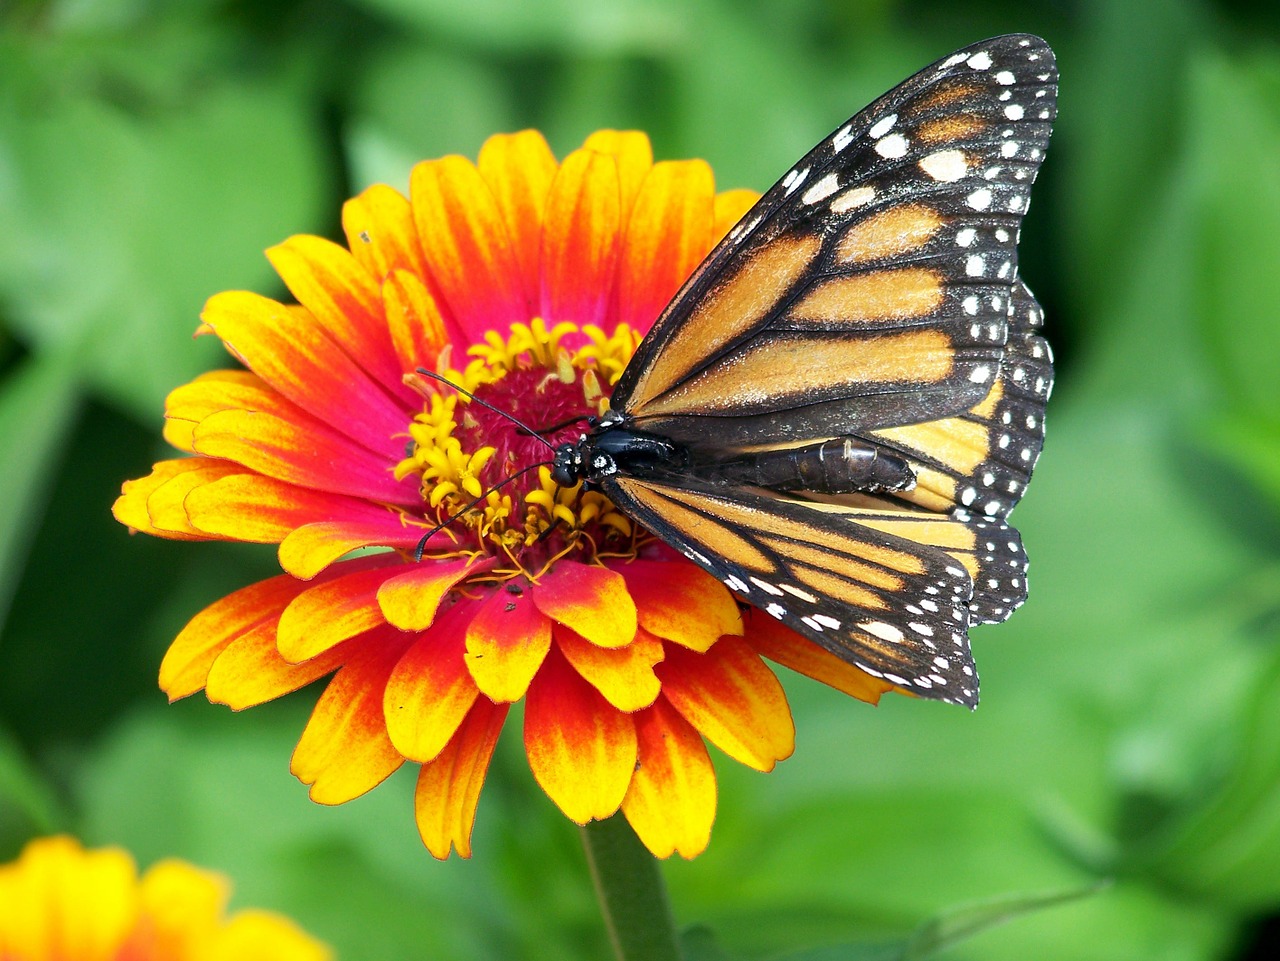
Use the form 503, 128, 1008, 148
613, 34, 1057, 455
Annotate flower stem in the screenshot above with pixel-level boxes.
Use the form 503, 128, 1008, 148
580, 816, 684, 961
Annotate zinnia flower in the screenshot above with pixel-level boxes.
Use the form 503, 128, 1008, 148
114, 129, 894, 860
0, 836, 329, 960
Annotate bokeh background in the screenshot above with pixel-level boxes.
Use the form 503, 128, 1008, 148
3, 0, 1280, 958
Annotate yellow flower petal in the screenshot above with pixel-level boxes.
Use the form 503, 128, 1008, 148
556, 625, 664, 712
658, 638, 795, 772
622, 697, 716, 859
524, 647, 636, 824
532, 562, 637, 649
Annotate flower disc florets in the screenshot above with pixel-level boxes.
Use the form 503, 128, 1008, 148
396, 319, 639, 575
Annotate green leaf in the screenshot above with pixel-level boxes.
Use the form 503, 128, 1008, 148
352, 0, 689, 55
1192, 409, 1280, 514
1187, 51, 1280, 422
680, 925, 733, 961
901, 883, 1108, 960
77, 704, 518, 961
757, 885, 1112, 961
0, 22, 329, 419
0, 353, 81, 636
1061, 0, 1200, 324
1143, 654, 1280, 909
0, 725, 65, 852
346, 45, 515, 192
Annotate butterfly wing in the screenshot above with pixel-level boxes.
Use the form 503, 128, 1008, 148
604, 473, 1029, 707
869, 278, 1054, 519
612, 34, 1057, 455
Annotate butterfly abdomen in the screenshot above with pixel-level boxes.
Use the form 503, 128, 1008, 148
706, 438, 916, 494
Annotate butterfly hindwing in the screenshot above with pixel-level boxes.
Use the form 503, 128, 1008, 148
604, 474, 987, 706
613, 34, 1057, 454
868, 278, 1053, 519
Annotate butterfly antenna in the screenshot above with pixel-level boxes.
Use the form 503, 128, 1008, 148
539, 414, 592, 434
413, 460, 551, 561
415, 368, 557, 452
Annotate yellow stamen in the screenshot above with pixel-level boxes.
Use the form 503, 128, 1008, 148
395, 320, 641, 575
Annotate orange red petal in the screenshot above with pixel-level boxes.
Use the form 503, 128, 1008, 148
376, 558, 491, 631
713, 189, 760, 242
183, 474, 371, 544
0, 837, 137, 961
277, 513, 425, 579
524, 647, 636, 824
160, 571, 326, 700
410, 155, 525, 336
384, 607, 479, 763
200, 291, 409, 461
555, 625, 663, 712
415, 697, 509, 859
191, 408, 418, 506
477, 130, 558, 317
205, 624, 351, 710
581, 130, 653, 221
383, 269, 448, 375
113, 458, 244, 540
745, 615, 893, 704
532, 562, 637, 649
463, 585, 552, 703
267, 235, 407, 397
615, 160, 715, 332
341, 183, 427, 287
291, 640, 409, 805
276, 563, 399, 662
539, 149, 621, 328
621, 697, 716, 859
619, 559, 741, 652
162, 369, 279, 453
657, 637, 795, 772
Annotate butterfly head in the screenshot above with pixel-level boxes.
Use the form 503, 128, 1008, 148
550, 442, 589, 488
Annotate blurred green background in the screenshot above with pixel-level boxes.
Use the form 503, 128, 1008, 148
2, 0, 1280, 958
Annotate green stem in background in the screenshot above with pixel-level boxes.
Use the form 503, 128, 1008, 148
580, 816, 684, 961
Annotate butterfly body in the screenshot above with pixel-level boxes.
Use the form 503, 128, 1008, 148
556, 34, 1057, 707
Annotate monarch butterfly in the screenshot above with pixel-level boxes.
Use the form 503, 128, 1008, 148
550, 34, 1057, 708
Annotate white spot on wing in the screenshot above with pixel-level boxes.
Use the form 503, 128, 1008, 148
869, 113, 897, 138
781, 584, 818, 603
966, 187, 993, 211
875, 133, 909, 159
750, 576, 785, 596
782, 166, 809, 195
801, 172, 841, 205
831, 186, 876, 214
860, 621, 905, 643
919, 148, 968, 182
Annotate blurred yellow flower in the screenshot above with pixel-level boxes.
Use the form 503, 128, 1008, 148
0, 836, 331, 961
